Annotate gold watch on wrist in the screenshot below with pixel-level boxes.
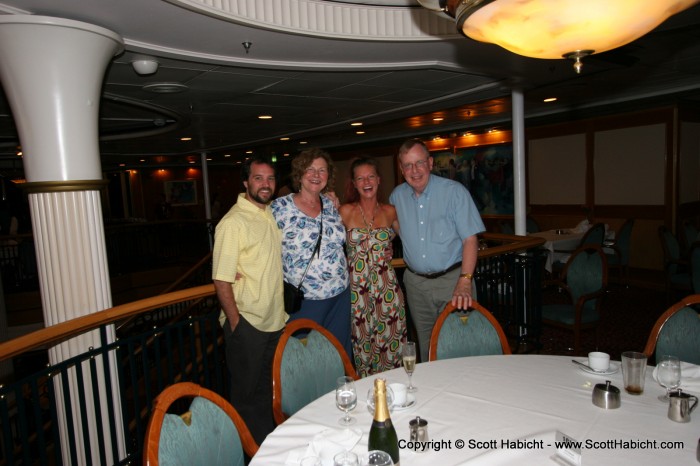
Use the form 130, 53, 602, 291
459, 272, 473, 280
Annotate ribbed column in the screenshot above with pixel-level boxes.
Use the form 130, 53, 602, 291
0, 16, 125, 465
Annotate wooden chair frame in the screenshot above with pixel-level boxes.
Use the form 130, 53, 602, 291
428, 300, 512, 361
143, 381, 259, 466
643, 294, 700, 360
272, 318, 358, 425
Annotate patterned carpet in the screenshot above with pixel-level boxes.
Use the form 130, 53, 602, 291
535, 284, 670, 362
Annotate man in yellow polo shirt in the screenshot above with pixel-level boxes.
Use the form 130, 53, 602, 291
212, 155, 287, 445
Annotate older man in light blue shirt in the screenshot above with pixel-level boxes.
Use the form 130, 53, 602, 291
390, 138, 484, 362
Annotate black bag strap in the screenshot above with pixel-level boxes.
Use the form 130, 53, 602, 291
296, 213, 323, 289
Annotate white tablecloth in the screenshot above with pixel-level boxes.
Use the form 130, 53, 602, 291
530, 230, 585, 272
250, 355, 699, 466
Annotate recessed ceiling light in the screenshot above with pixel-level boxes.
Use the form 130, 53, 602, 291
299, 141, 308, 145
351, 122, 363, 126
189, 160, 195, 164
207, 158, 212, 161
246, 150, 253, 154
180, 137, 192, 141
258, 115, 272, 120
119, 163, 125, 167
543, 97, 558, 102
280, 137, 290, 141
433, 117, 444, 122
142, 82, 188, 94
356, 131, 365, 135
284, 153, 290, 157
224, 154, 231, 158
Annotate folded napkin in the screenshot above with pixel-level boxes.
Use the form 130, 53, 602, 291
285, 427, 362, 466
652, 361, 700, 394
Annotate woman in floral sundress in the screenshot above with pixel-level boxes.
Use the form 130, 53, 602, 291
339, 157, 407, 377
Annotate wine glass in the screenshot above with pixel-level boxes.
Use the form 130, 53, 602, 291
336, 376, 358, 425
656, 354, 681, 402
364, 450, 394, 466
402, 341, 417, 392
334, 450, 359, 466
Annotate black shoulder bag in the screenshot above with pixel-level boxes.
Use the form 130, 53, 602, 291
283, 217, 322, 314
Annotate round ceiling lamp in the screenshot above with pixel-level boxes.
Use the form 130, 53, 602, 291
418, 0, 700, 73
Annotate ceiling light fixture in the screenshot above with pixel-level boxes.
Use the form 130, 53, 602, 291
350, 122, 363, 126
543, 97, 558, 103
417, 0, 700, 73
131, 56, 159, 75
258, 115, 272, 120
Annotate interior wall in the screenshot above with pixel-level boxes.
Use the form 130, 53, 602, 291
528, 134, 586, 205
679, 121, 700, 204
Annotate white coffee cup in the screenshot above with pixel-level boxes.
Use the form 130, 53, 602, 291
588, 351, 610, 372
388, 382, 407, 406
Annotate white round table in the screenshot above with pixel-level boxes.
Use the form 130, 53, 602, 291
250, 355, 699, 465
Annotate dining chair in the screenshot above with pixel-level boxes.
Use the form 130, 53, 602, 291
428, 301, 511, 361
658, 226, 692, 302
682, 220, 699, 256
272, 318, 358, 425
542, 245, 608, 356
551, 222, 606, 279
643, 294, 700, 365
605, 218, 634, 286
143, 382, 258, 466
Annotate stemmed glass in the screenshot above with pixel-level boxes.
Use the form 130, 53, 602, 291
656, 354, 681, 402
402, 342, 417, 392
336, 376, 358, 425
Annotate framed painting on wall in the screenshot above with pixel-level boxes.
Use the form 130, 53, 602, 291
431, 143, 514, 215
165, 180, 198, 206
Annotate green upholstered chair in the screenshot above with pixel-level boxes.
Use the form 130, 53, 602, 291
659, 226, 692, 302
644, 295, 700, 365
605, 218, 634, 285
692, 242, 700, 294
552, 222, 606, 279
272, 319, 358, 425
682, 220, 699, 256
428, 301, 511, 361
542, 245, 608, 355
143, 382, 258, 466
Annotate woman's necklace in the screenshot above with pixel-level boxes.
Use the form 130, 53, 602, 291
359, 202, 379, 230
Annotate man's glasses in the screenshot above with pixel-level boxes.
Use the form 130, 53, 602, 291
400, 159, 429, 172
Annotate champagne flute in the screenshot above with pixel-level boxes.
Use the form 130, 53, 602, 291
402, 342, 417, 392
656, 354, 681, 402
336, 376, 358, 425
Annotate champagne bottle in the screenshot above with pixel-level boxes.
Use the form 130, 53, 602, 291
368, 378, 400, 465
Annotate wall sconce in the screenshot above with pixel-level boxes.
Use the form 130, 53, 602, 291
418, 0, 700, 73
132, 56, 159, 75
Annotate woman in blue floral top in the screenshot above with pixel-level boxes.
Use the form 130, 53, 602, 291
271, 148, 352, 358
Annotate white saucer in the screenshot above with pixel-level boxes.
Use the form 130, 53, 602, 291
392, 394, 416, 411
575, 359, 620, 375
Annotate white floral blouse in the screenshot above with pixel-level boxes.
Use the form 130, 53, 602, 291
271, 194, 349, 300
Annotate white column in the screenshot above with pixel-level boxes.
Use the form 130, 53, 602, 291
0, 16, 125, 465
512, 88, 527, 236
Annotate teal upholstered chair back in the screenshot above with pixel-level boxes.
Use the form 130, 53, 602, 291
566, 246, 606, 314
683, 221, 699, 252
579, 222, 605, 247
144, 382, 258, 466
659, 226, 682, 275
645, 297, 700, 366
691, 243, 700, 294
429, 302, 511, 361
273, 319, 358, 424
280, 330, 345, 416
655, 306, 700, 365
158, 397, 244, 466
614, 219, 634, 265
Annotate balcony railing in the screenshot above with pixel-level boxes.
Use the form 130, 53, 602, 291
0, 232, 544, 465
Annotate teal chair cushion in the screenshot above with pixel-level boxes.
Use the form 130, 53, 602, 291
656, 307, 700, 365
541, 303, 599, 326
158, 397, 245, 466
436, 311, 503, 360
280, 330, 345, 416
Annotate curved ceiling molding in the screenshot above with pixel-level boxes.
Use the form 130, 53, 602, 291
165, 0, 459, 41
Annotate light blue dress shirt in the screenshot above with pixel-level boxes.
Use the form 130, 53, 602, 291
390, 174, 485, 275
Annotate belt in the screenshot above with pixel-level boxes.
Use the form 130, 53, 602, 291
408, 261, 462, 279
